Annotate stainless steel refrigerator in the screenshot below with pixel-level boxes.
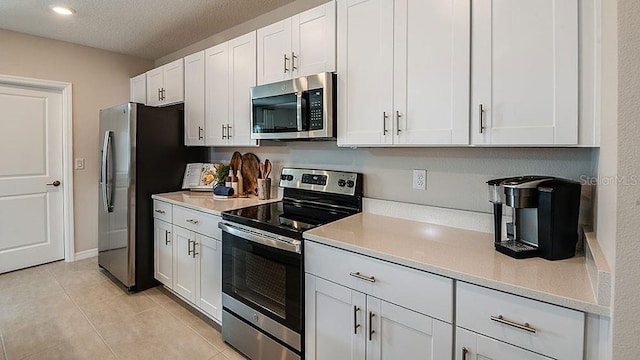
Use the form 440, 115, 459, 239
98, 103, 204, 291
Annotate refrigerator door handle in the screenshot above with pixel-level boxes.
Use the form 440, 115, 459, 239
101, 131, 114, 212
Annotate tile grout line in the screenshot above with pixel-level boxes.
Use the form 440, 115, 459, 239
143, 289, 224, 355
57, 275, 122, 360
1, 331, 8, 360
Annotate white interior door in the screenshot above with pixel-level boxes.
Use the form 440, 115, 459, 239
0, 83, 64, 273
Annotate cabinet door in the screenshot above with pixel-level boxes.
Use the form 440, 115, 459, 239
130, 73, 147, 104
228, 32, 258, 147
257, 18, 293, 85
184, 52, 205, 146
146, 67, 163, 106
367, 297, 452, 360
205, 42, 230, 146
305, 274, 366, 360
172, 226, 197, 303
162, 58, 185, 105
196, 235, 222, 321
456, 327, 553, 360
291, 1, 336, 78
471, 0, 578, 145
336, 0, 394, 146
394, 0, 469, 145
153, 219, 173, 287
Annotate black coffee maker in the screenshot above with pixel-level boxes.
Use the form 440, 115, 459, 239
487, 176, 581, 260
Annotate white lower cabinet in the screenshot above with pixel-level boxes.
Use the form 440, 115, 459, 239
455, 327, 552, 360
305, 241, 453, 360
153, 200, 222, 322
172, 225, 198, 302
153, 219, 173, 287
305, 275, 451, 360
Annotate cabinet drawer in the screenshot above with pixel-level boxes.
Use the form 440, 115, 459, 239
305, 241, 453, 322
456, 282, 584, 360
173, 205, 221, 239
153, 200, 172, 222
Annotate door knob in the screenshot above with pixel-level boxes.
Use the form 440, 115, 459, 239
46, 180, 61, 187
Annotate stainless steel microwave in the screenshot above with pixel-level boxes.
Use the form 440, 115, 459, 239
250, 72, 336, 140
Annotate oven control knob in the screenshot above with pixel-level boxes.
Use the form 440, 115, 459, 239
287, 175, 294, 181
346, 180, 355, 188
281, 174, 287, 181
253, 313, 259, 322
338, 179, 346, 187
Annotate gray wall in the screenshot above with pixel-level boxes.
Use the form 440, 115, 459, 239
208, 144, 596, 214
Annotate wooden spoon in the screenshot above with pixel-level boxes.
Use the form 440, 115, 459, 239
265, 159, 272, 179
259, 162, 265, 179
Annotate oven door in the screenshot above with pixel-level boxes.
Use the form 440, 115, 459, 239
220, 222, 302, 348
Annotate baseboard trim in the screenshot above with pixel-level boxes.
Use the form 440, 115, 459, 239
74, 248, 98, 261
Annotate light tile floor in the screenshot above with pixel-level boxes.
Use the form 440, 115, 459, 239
0, 257, 246, 360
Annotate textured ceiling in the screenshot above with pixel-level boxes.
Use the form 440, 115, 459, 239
0, 0, 296, 60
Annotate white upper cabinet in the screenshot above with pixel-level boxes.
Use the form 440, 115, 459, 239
204, 32, 257, 147
146, 58, 184, 107
257, 1, 336, 85
337, 0, 470, 147
184, 51, 205, 146
130, 73, 147, 104
471, 0, 579, 145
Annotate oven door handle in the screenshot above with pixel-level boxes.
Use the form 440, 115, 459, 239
219, 222, 302, 254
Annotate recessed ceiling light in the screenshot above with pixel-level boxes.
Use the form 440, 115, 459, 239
51, 6, 76, 15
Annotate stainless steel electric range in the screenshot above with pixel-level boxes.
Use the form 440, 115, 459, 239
218, 168, 363, 360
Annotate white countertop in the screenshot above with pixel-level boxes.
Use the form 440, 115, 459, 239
303, 212, 609, 316
152, 191, 280, 215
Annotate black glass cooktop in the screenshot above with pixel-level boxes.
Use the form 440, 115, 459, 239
222, 200, 356, 240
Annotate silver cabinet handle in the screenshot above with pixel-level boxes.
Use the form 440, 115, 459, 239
222, 124, 227, 139
186, 219, 199, 225
165, 230, 171, 245
155, 209, 166, 214
291, 52, 297, 71
350, 272, 375, 283
396, 111, 402, 135
490, 315, 537, 333
227, 124, 232, 138
162, 88, 166, 101
192, 242, 199, 258
383, 112, 389, 135
198, 126, 203, 140
187, 239, 193, 255
479, 104, 485, 134
283, 53, 289, 73
353, 306, 360, 334
462, 347, 470, 360
368, 312, 375, 341
158, 88, 161, 101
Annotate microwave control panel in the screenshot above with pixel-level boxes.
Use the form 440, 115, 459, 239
309, 89, 324, 130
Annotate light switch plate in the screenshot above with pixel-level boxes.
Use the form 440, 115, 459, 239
75, 158, 85, 170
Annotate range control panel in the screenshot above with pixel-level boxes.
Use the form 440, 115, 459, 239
279, 168, 361, 196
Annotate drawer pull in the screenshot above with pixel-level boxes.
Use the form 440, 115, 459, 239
490, 315, 537, 334
155, 209, 166, 214
350, 272, 375, 283
186, 219, 199, 225
353, 306, 360, 334
165, 230, 171, 245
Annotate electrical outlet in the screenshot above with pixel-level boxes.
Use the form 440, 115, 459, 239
75, 158, 85, 170
413, 169, 427, 190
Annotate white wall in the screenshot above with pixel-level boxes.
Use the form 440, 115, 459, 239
207, 144, 596, 214
0, 29, 154, 253
612, 0, 640, 358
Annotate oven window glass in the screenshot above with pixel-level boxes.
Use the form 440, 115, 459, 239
252, 94, 307, 133
223, 231, 302, 332
233, 249, 287, 318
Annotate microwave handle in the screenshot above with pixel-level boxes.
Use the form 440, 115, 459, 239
296, 91, 303, 131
